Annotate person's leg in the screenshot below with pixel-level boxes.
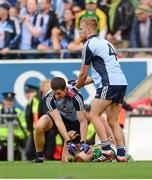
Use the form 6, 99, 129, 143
106, 103, 127, 161
44, 129, 58, 160
90, 99, 111, 142
89, 99, 116, 161
95, 115, 116, 145
33, 114, 53, 162
25, 134, 36, 160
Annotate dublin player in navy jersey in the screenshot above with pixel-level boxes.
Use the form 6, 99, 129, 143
70, 18, 128, 162
33, 77, 88, 162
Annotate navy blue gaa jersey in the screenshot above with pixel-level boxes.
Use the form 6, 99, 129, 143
45, 91, 84, 121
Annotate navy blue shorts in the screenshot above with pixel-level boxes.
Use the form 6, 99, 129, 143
47, 113, 80, 143
95, 85, 127, 103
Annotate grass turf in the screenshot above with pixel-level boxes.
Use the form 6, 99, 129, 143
0, 161, 152, 179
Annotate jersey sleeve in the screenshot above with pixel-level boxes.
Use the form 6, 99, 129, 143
45, 92, 56, 111
72, 93, 84, 111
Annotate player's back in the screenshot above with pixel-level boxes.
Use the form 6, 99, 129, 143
45, 91, 83, 121
86, 36, 127, 87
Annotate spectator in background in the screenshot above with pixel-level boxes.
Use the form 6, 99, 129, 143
129, 0, 139, 9
39, 0, 60, 50
72, 2, 82, 20
19, 0, 42, 59
98, 0, 110, 18
66, 2, 83, 54
51, 0, 64, 23
149, 0, 152, 8
0, 1, 7, 5
59, 9, 75, 46
130, 88, 152, 115
0, 92, 27, 160
106, 0, 134, 49
73, 0, 85, 9
0, 3, 21, 59
17, 0, 26, 18
9, 5, 19, 19
38, 79, 58, 160
117, 100, 133, 129
37, 0, 61, 58
25, 81, 58, 160
130, 4, 152, 58
7, 0, 17, 6
24, 84, 39, 160
57, 8, 82, 58
140, 0, 150, 5
75, 0, 107, 41
63, 0, 73, 10
9, 5, 22, 26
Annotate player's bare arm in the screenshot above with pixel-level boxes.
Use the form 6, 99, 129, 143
84, 76, 94, 86
48, 109, 70, 142
75, 64, 90, 89
76, 111, 88, 142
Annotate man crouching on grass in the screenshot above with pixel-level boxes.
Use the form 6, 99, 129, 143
32, 77, 88, 162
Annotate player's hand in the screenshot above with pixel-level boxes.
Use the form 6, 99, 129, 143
80, 141, 89, 153
1, 48, 10, 55
67, 86, 79, 97
67, 140, 76, 156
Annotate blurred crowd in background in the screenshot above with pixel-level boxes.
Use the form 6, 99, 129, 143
0, 0, 152, 59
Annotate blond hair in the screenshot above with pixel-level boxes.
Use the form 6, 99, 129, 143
80, 18, 98, 31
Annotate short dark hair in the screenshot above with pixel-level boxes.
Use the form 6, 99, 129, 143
51, 77, 66, 90
0, 3, 10, 11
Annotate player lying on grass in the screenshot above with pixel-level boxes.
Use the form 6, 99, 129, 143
32, 77, 89, 162
62, 130, 133, 163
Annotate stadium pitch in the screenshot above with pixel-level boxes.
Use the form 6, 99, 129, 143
0, 161, 152, 179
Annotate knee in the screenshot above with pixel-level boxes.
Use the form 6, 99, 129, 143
89, 112, 100, 122
107, 120, 115, 128
35, 123, 44, 134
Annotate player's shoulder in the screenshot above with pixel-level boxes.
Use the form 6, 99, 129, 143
85, 35, 99, 47
73, 93, 83, 102
86, 36, 105, 50
91, 37, 110, 47
46, 90, 54, 100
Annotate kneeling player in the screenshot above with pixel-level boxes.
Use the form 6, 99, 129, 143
33, 77, 88, 162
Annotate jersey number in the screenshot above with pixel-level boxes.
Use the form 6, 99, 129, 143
108, 44, 118, 61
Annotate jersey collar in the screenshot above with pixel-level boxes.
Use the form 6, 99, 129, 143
84, 34, 98, 43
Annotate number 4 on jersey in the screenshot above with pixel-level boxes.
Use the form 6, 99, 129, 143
108, 44, 118, 61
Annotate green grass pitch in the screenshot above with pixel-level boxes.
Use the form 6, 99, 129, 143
0, 161, 152, 179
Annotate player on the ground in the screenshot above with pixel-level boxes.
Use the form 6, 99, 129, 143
33, 77, 88, 162
69, 18, 128, 162
63, 130, 133, 163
